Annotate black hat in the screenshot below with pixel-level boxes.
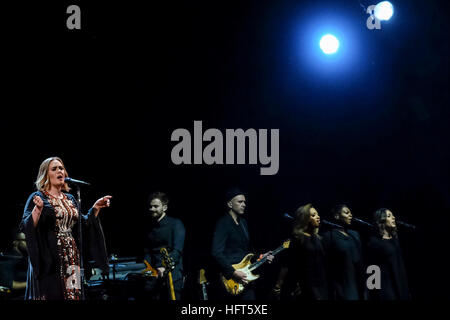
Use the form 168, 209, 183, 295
225, 187, 245, 202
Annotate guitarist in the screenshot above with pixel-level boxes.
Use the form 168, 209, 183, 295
144, 191, 185, 300
211, 188, 273, 300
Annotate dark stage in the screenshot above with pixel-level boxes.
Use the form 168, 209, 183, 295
1, 0, 449, 307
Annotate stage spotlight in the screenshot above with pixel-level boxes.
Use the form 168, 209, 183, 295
374, 1, 394, 21
319, 34, 339, 54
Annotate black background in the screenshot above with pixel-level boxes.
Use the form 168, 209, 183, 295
1, 0, 449, 301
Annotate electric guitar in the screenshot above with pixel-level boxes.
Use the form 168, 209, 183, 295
221, 239, 290, 295
141, 260, 158, 278
0, 286, 11, 294
161, 247, 176, 300
199, 269, 208, 300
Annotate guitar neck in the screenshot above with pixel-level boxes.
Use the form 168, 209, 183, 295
167, 271, 176, 300
248, 244, 286, 271
201, 284, 208, 300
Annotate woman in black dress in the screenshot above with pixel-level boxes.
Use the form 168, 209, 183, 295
366, 208, 410, 300
21, 156, 112, 300
274, 204, 328, 300
322, 204, 366, 300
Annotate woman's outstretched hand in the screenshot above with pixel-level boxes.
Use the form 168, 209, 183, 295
92, 195, 112, 216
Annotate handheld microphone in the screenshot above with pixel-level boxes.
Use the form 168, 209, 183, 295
396, 220, 416, 229
64, 177, 91, 186
352, 217, 374, 227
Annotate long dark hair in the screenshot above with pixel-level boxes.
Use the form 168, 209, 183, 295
373, 208, 398, 238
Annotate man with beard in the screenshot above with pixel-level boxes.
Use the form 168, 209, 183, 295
144, 192, 185, 300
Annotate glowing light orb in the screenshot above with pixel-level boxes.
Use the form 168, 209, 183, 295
319, 34, 339, 54
374, 1, 394, 21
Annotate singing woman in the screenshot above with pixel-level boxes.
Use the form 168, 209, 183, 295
366, 208, 410, 300
21, 156, 111, 300
321, 204, 366, 300
274, 204, 328, 300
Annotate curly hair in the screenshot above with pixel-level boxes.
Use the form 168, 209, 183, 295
292, 203, 319, 241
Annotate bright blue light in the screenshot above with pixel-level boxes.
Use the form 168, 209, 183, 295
319, 34, 339, 54
374, 1, 394, 21
295, 8, 363, 81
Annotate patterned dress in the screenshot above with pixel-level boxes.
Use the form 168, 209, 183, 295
43, 191, 82, 300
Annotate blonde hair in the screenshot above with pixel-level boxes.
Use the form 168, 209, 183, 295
35, 157, 70, 192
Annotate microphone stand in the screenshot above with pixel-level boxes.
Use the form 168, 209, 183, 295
352, 217, 374, 228
397, 220, 417, 230
75, 185, 86, 300
322, 220, 344, 229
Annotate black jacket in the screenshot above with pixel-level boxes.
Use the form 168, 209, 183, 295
21, 191, 109, 299
211, 213, 251, 279
144, 215, 185, 281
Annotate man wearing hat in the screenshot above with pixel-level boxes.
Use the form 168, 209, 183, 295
211, 188, 273, 300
